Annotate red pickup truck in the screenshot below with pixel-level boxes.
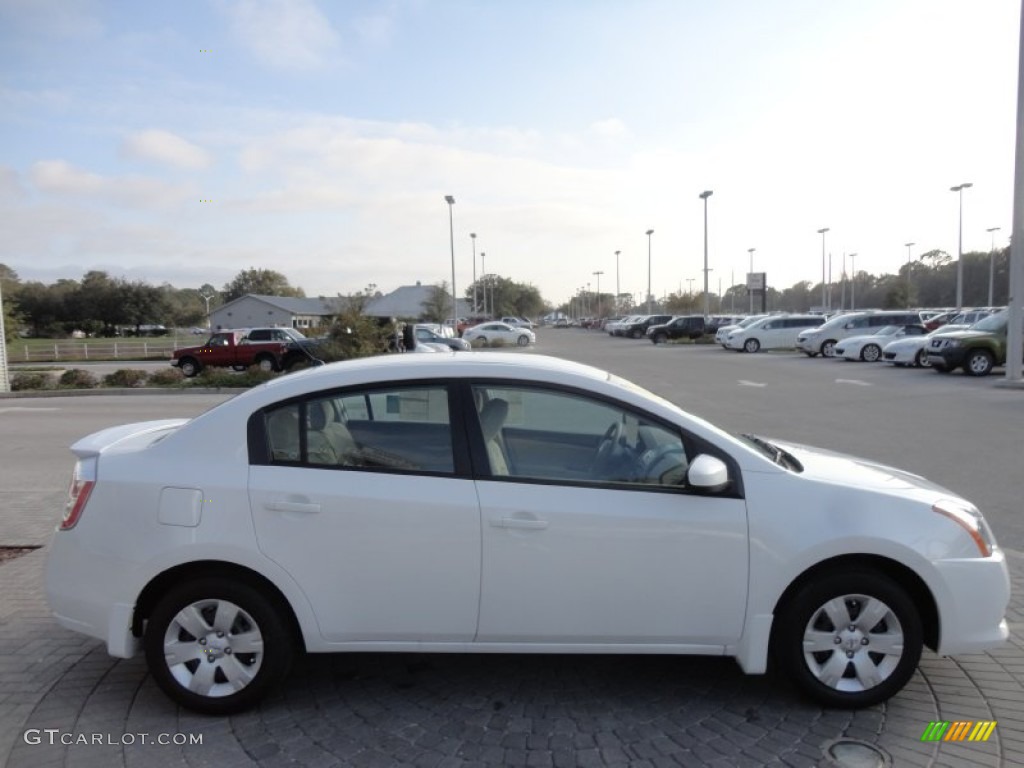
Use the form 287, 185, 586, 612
171, 328, 316, 377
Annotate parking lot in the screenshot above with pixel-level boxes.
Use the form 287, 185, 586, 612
1, 331, 1022, 767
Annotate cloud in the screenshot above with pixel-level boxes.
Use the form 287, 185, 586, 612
0, 0, 103, 41
223, 0, 341, 71
30, 160, 193, 209
122, 129, 212, 170
588, 118, 628, 139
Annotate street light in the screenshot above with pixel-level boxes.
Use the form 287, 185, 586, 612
199, 291, 216, 328
747, 247, 756, 313
817, 228, 830, 311
593, 270, 604, 319
445, 195, 456, 326
904, 242, 915, 308
480, 252, 486, 316
699, 190, 713, 318
986, 226, 1001, 305
615, 250, 621, 313
645, 229, 654, 314
470, 233, 477, 315
849, 253, 857, 310
950, 182, 973, 310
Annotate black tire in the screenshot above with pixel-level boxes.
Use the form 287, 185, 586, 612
516, 335, 530, 347
652, 332, 668, 344
178, 358, 200, 378
933, 363, 952, 373
773, 570, 922, 709
231, 365, 247, 372
820, 340, 837, 358
860, 344, 881, 362
255, 354, 278, 373
804, 352, 818, 358
964, 349, 994, 377
144, 578, 294, 715
915, 349, 930, 368
743, 338, 761, 353
630, 328, 642, 339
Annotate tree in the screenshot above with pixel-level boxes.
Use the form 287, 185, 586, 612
1, 264, 20, 342
222, 268, 305, 302
421, 282, 452, 323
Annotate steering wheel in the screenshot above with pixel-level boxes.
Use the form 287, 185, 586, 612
592, 421, 623, 477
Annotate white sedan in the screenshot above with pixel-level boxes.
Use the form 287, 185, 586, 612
834, 325, 927, 362
883, 325, 971, 367
46, 353, 1008, 715
462, 321, 535, 347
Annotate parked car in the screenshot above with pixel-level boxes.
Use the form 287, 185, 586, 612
796, 311, 925, 358
725, 314, 823, 353
46, 353, 1009, 715
882, 313, 987, 367
834, 324, 927, 362
926, 309, 1022, 376
621, 314, 672, 339
414, 325, 471, 351
715, 315, 766, 347
171, 327, 321, 377
501, 316, 535, 329
606, 315, 640, 336
646, 315, 706, 344
462, 321, 535, 347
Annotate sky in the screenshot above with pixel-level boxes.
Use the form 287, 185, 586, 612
0, 0, 1020, 309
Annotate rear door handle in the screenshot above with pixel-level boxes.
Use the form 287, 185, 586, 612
490, 517, 548, 530
265, 501, 321, 514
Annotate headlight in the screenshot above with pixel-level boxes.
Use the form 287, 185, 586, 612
932, 498, 996, 557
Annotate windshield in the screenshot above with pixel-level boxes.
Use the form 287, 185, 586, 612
972, 311, 1008, 332
874, 325, 902, 336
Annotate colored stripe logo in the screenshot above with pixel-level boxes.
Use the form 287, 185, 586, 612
921, 721, 997, 742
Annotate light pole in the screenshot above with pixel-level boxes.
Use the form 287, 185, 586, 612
480, 252, 486, 316
986, 226, 1001, 305
445, 195, 457, 326
615, 250, 621, 313
817, 228, 829, 311
904, 242, 915, 308
200, 291, 216, 328
645, 229, 654, 314
849, 253, 857, 310
747, 247, 755, 313
470, 233, 477, 315
699, 190, 713, 318
950, 182, 972, 310
593, 270, 604, 319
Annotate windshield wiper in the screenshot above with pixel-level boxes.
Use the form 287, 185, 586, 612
742, 433, 782, 463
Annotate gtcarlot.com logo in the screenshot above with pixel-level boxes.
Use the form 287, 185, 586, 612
921, 721, 997, 742
23, 729, 203, 746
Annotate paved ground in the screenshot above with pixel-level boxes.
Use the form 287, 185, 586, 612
2, 337, 1022, 767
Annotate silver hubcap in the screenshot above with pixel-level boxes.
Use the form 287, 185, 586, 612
863, 346, 879, 362
162, 599, 264, 697
259, 359, 273, 372
802, 593, 904, 692
823, 342, 835, 357
969, 355, 989, 373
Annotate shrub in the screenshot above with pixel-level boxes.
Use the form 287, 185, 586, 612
11, 371, 54, 391
103, 369, 148, 388
147, 368, 186, 387
58, 369, 98, 389
194, 366, 276, 389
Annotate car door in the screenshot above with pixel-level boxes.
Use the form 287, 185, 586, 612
249, 383, 481, 643
468, 383, 748, 647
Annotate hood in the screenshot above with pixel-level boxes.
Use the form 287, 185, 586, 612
932, 328, 1003, 342
767, 437, 956, 497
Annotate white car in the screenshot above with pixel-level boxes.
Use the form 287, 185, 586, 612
47, 353, 1008, 715
725, 314, 823, 353
462, 322, 535, 347
501, 316, 535, 329
796, 311, 924, 358
715, 315, 766, 346
834, 325, 927, 362
883, 325, 971, 367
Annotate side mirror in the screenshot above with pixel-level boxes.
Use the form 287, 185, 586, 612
687, 454, 730, 493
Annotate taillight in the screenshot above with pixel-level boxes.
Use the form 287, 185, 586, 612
61, 471, 95, 530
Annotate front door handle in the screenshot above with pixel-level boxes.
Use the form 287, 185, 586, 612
490, 517, 549, 530
265, 500, 321, 514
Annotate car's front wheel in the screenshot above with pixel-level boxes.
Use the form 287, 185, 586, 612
144, 578, 294, 715
178, 358, 200, 378
517, 335, 530, 346
255, 355, 278, 373
773, 570, 922, 709
915, 349, 930, 368
744, 338, 761, 353
651, 332, 668, 344
820, 340, 837, 357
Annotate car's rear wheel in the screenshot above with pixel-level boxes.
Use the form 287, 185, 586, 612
744, 338, 761, 353
964, 349, 994, 377
255, 355, 278, 373
773, 570, 922, 708
178, 358, 200, 378
144, 578, 294, 715
860, 344, 881, 362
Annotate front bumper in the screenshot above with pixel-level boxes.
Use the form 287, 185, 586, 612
933, 549, 1010, 655
926, 347, 967, 369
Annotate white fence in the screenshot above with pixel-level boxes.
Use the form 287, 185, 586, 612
14, 341, 178, 362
